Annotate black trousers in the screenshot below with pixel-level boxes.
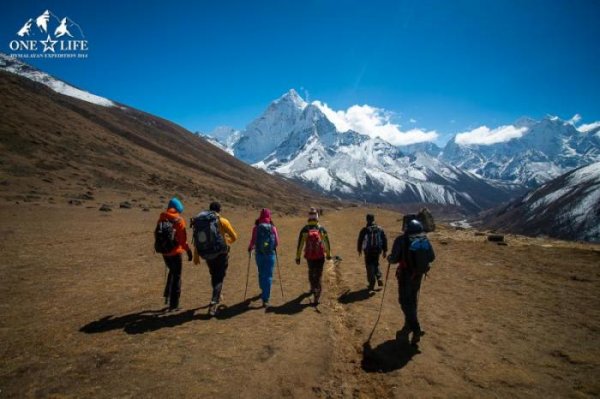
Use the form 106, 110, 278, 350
206, 252, 229, 303
364, 252, 382, 287
397, 268, 423, 334
307, 258, 325, 298
163, 254, 182, 309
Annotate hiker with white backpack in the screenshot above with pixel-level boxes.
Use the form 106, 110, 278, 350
357, 214, 388, 292
154, 197, 193, 312
295, 207, 332, 306
247, 208, 280, 308
387, 218, 435, 346
191, 202, 238, 316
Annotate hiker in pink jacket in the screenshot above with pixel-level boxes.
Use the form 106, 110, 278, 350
247, 208, 280, 307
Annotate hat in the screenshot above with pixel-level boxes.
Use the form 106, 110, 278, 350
259, 208, 272, 220
406, 219, 424, 234
167, 197, 184, 213
308, 207, 319, 220
209, 201, 221, 212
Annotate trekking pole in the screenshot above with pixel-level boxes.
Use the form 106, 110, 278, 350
275, 250, 285, 299
367, 262, 392, 342
244, 251, 251, 301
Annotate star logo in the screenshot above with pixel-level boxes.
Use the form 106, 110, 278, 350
40, 34, 58, 53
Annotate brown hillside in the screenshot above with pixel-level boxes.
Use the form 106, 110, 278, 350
0, 71, 337, 213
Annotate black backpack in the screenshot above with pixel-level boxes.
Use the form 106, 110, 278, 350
154, 218, 179, 254
192, 211, 227, 260
362, 225, 383, 254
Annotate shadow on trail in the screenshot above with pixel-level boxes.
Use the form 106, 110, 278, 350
79, 295, 262, 335
266, 292, 312, 315
215, 294, 262, 320
361, 330, 421, 373
338, 288, 375, 304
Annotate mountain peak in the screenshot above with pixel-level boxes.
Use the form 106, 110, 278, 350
275, 88, 307, 110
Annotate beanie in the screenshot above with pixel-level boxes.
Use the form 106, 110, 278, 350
167, 197, 184, 213
209, 201, 221, 213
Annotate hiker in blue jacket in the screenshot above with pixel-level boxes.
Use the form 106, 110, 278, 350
248, 208, 280, 308
388, 219, 435, 345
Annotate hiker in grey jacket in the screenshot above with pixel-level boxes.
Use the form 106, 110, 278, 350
388, 219, 435, 346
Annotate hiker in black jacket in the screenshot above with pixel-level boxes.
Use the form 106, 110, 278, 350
357, 214, 388, 291
388, 219, 435, 346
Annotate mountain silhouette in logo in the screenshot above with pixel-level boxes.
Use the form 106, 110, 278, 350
15, 10, 85, 39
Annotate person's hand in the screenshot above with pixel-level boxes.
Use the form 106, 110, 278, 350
326, 255, 332, 261
295, 258, 300, 265
386, 255, 393, 263
186, 249, 193, 262
247, 248, 252, 254
382, 252, 387, 259
357, 251, 362, 257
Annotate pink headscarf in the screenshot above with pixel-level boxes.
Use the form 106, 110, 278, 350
257, 208, 272, 224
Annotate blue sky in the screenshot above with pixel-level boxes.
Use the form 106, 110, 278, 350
2, 0, 600, 145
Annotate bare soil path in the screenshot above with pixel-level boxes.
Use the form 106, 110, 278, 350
1, 204, 599, 398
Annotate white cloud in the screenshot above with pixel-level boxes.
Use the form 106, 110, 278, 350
409, 118, 417, 124
577, 121, 600, 133
568, 114, 582, 125
455, 125, 528, 145
313, 101, 438, 146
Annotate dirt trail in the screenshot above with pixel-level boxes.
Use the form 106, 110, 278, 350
1, 204, 599, 398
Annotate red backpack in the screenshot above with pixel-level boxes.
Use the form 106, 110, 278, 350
304, 228, 325, 260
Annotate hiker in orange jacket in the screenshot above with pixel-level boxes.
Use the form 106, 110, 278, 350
156, 197, 192, 311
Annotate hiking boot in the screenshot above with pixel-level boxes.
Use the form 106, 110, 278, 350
209, 303, 218, 316
263, 301, 270, 309
313, 293, 320, 306
164, 297, 169, 305
168, 306, 181, 312
377, 278, 384, 287
368, 283, 375, 292
411, 330, 424, 346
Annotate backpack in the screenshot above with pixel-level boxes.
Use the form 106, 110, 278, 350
191, 211, 227, 260
417, 208, 436, 232
407, 235, 433, 275
256, 223, 276, 254
154, 218, 179, 254
304, 227, 325, 260
362, 225, 383, 254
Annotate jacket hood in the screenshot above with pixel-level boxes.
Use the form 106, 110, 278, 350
160, 208, 181, 220
258, 208, 272, 224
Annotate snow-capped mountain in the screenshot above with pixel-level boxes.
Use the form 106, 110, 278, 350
199, 126, 240, 155
0, 53, 115, 107
440, 116, 600, 187
482, 162, 600, 242
211, 90, 519, 212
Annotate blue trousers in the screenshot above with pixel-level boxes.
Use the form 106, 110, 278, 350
255, 252, 276, 302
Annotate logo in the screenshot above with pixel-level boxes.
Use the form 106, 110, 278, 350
8, 9, 88, 59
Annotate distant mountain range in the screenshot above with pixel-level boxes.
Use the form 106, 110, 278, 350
481, 162, 600, 242
201, 89, 600, 214
441, 116, 600, 188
